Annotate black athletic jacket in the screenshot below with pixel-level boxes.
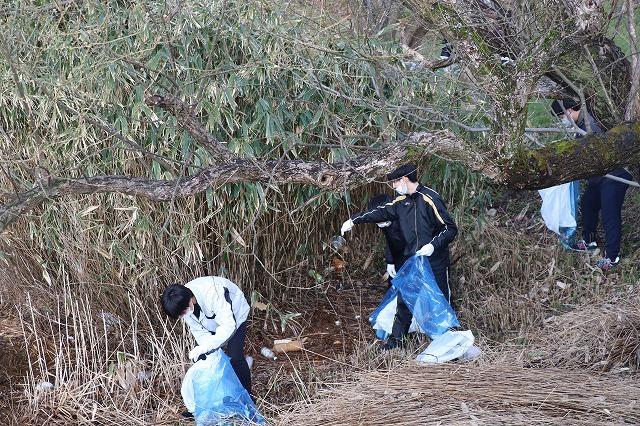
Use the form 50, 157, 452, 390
381, 220, 405, 267
352, 185, 457, 266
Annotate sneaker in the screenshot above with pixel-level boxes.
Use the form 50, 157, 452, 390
570, 239, 598, 252
596, 257, 620, 271
380, 337, 405, 351
440, 44, 452, 60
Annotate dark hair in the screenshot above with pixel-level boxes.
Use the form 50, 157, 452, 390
551, 98, 580, 116
387, 163, 418, 183
367, 194, 392, 211
161, 283, 193, 319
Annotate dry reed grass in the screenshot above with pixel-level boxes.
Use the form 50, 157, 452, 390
14, 285, 189, 425
0, 317, 23, 340
453, 206, 636, 340
517, 293, 640, 371
277, 361, 640, 425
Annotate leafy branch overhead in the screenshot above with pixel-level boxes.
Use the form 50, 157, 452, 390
0, 0, 638, 233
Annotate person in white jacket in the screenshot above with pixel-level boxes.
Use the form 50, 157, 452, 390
161, 276, 252, 396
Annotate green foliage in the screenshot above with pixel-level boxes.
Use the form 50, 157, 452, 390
0, 0, 441, 179
0, 0, 482, 304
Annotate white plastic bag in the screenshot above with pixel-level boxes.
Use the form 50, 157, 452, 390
416, 330, 475, 364
538, 182, 578, 234
371, 294, 421, 339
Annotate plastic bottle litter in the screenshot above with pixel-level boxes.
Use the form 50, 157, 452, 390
330, 235, 346, 251
260, 347, 277, 360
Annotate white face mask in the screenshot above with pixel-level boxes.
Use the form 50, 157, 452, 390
394, 184, 408, 195
560, 117, 572, 127
376, 221, 392, 228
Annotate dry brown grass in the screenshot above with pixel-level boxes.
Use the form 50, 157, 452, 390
277, 361, 640, 425
14, 287, 188, 425
516, 293, 640, 371
453, 204, 639, 341
1, 174, 638, 424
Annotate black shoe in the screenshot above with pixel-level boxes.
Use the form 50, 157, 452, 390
380, 337, 404, 351
181, 410, 194, 419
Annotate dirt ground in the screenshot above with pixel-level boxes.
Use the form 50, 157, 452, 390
247, 275, 389, 406
0, 318, 28, 424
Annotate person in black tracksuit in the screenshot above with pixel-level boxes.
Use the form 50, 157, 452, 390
341, 164, 458, 349
552, 99, 633, 270
367, 194, 405, 286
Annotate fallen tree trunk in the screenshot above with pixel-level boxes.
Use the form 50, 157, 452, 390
502, 121, 640, 189
2, 120, 639, 233
0, 130, 474, 233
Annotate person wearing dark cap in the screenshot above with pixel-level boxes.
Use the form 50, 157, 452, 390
341, 163, 458, 349
551, 99, 633, 270
367, 194, 406, 284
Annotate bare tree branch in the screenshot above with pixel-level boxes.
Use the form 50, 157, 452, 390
146, 94, 236, 163
4, 117, 640, 234
0, 130, 479, 233
624, 0, 640, 120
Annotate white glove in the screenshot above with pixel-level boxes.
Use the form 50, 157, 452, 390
386, 264, 396, 278
188, 346, 209, 362
340, 219, 354, 236
416, 243, 434, 257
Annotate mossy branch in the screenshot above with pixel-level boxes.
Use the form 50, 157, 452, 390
502, 121, 640, 189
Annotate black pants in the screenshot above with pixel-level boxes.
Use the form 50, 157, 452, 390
582, 173, 631, 260
391, 262, 450, 340
225, 321, 252, 396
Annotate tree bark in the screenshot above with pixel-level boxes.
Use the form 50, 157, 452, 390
3, 120, 640, 233
501, 121, 640, 188
0, 130, 476, 233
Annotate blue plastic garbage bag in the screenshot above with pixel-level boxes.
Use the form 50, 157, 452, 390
181, 349, 264, 426
369, 287, 424, 340
391, 256, 459, 338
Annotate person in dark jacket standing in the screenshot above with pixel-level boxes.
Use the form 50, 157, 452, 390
367, 194, 405, 285
341, 164, 458, 348
552, 99, 633, 270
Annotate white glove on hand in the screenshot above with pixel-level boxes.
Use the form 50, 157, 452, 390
188, 346, 209, 362
340, 219, 354, 236
416, 243, 434, 257
386, 264, 396, 278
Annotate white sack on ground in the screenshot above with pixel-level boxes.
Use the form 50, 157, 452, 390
416, 330, 475, 364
